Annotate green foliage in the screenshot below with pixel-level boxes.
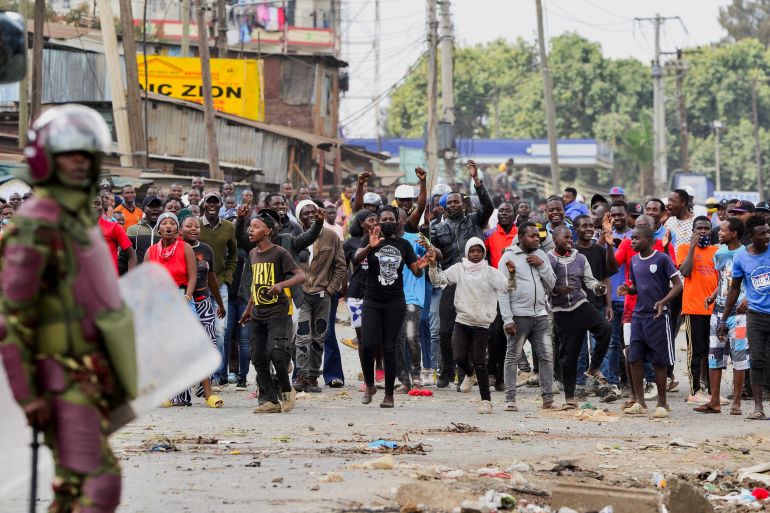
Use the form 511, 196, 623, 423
719, 0, 770, 47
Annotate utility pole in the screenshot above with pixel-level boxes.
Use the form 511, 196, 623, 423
712, 120, 722, 190
97, 0, 133, 167
535, 0, 560, 193
674, 49, 688, 171
181, 0, 191, 57
439, 0, 455, 183
119, 0, 147, 167
196, 0, 222, 180
18, 0, 29, 147
374, 0, 381, 152
30, 0, 45, 122
752, 78, 764, 198
216, 0, 227, 58
425, 0, 439, 184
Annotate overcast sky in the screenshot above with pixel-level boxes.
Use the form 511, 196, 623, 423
339, 0, 731, 139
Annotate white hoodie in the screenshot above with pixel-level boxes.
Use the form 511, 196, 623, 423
429, 237, 514, 328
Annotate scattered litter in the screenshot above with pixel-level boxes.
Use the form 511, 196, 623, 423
652, 472, 667, 489
509, 471, 529, 486
303, 461, 313, 468
433, 422, 480, 433
753, 487, 769, 500
442, 469, 465, 480
320, 471, 344, 482
335, 391, 352, 399
368, 439, 399, 450
349, 453, 396, 470
296, 391, 312, 399
310, 484, 320, 491
244, 461, 260, 468
575, 409, 619, 423
477, 467, 511, 479
229, 450, 241, 455
408, 389, 434, 397
149, 442, 178, 452
669, 438, 697, 448
271, 435, 291, 443
216, 440, 235, 445
506, 463, 533, 473
738, 462, 770, 486
580, 402, 597, 410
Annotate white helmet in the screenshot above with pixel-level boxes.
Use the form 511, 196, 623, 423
395, 184, 415, 199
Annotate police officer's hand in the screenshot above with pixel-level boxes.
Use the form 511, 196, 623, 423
504, 322, 517, 336
23, 398, 49, 429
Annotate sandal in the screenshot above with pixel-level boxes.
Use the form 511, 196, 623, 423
328, 379, 344, 388
748, 411, 766, 420
556, 402, 577, 411
621, 400, 636, 410
623, 403, 648, 415
730, 407, 742, 416
693, 404, 720, 414
205, 395, 224, 408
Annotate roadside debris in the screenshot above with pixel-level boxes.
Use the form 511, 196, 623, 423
349, 453, 396, 470
738, 462, 770, 486
319, 471, 344, 482
432, 422, 481, 433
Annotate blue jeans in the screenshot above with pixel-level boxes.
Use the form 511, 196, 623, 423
225, 297, 252, 380
322, 293, 345, 384
428, 286, 442, 369
603, 301, 625, 385
214, 284, 229, 381
419, 281, 433, 369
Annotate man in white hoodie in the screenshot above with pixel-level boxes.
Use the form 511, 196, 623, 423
498, 222, 558, 411
427, 237, 515, 413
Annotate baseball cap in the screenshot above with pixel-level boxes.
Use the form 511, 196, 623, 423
141, 194, 162, 208
203, 191, 222, 203
591, 194, 608, 207
609, 186, 625, 196
535, 222, 548, 239
705, 197, 719, 207
757, 201, 770, 213
682, 185, 696, 202
719, 199, 729, 209
729, 200, 755, 213
627, 201, 644, 217
395, 184, 415, 199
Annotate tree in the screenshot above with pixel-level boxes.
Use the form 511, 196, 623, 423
719, 0, 770, 47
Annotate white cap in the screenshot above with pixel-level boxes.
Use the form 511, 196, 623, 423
682, 185, 696, 201
395, 184, 415, 199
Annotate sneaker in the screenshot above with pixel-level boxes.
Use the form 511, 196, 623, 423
687, 391, 710, 405
236, 378, 248, 390
666, 378, 680, 392
217, 378, 229, 387
253, 401, 281, 413
375, 369, 385, 383
652, 406, 669, 418
505, 402, 518, 412
574, 386, 588, 399
340, 338, 359, 350
598, 385, 618, 403
643, 381, 657, 400
460, 374, 474, 393
305, 377, 322, 394
620, 385, 631, 398
227, 372, 237, 384
525, 374, 540, 387
293, 377, 307, 393
552, 380, 563, 394
436, 374, 450, 389
280, 388, 296, 413
478, 400, 493, 414
422, 369, 435, 386
411, 373, 423, 388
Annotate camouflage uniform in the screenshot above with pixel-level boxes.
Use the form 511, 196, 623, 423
0, 105, 135, 513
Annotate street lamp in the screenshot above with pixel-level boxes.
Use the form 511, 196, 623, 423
712, 120, 723, 191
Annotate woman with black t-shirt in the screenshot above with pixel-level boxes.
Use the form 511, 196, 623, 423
354, 206, 428, 407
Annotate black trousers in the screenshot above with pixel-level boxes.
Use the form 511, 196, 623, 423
250, 316, 291, 404
438, 284, 458, 378
361, 297, 406, 396
553, 302, 611, 398
747, 311, 770, 387
452, 322, 491, 401
684, 314, 710, 395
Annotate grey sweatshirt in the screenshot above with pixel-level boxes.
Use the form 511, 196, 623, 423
497, 244, 556, 323
547, 248, 600, 312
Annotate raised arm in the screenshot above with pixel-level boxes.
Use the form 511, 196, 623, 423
405, 167, 427, 233
291, 210, 324, 252
352, 171, 371, 214
467, 160, 494, 228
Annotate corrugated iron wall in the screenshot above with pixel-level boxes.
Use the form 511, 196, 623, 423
146, 100, 288, 184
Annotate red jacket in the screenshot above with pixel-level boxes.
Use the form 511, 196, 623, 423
485, 224, 518, 269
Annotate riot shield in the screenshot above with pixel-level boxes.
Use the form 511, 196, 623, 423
0, 262, 220, 498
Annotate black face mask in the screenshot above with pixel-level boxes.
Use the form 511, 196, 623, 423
698, 234, 711, 248
380, 222, 398, 237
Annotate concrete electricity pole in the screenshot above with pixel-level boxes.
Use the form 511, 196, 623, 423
752, 78, 764, 198
97, 0, 133, 167
535, 0, 560, 193
652, 13, 666, 193
426, 0, 439, 184
196, 0, 222, 180
181, 0, 191, 57
712, 120, 722, 191
216, 0, 227, 57
374, 0, 381, 152
439, 0, 455, 183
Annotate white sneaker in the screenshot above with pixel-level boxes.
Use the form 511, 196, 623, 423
478, 400, 493, 414
422, 369, 435, 386
643, 381, 658, 400
460, 375, 474, 393
552, 380, 563, 394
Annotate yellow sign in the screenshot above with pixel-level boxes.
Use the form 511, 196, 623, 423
137, 56, 264, 121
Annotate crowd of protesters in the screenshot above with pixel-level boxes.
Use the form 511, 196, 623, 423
64, 162, 770, 419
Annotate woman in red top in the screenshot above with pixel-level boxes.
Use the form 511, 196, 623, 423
146, 211, 197, 302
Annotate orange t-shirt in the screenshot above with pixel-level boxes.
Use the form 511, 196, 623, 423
676, 243, 718, 315
114, 203, 144, 229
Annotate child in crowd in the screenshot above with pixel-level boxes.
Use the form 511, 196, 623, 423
427, 237, 515, 414
618, 224, 683, 418
239, 211, 305, 413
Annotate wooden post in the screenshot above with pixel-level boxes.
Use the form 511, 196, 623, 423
96, 0, 133, 167
425, 0, 439, 184
535, 0, 560, 192
196, 0, 222, 180
18, 0, 29, 147
119, 0, 147, 167
181, 0, 190, 57
216, 0, 227, 57
30, 0, 45, 122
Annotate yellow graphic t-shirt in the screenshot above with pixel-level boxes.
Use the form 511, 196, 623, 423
248, 244, 299, 320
